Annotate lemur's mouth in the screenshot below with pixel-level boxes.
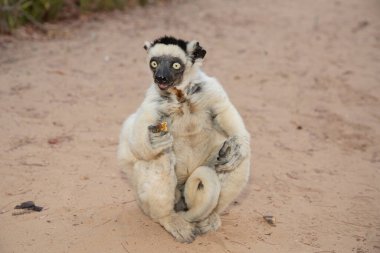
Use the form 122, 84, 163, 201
157, 83, 172, 90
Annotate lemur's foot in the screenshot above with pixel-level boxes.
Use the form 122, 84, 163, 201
196, 212, 221, 234
215, 136, 243, 172
160, 213, 200, 243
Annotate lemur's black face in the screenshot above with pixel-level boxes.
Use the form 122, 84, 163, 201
149, 56, 185, 90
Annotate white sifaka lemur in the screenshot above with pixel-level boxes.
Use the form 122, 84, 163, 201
117, 36, 251, 243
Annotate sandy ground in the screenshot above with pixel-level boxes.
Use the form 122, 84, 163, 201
1, 0, 380, 252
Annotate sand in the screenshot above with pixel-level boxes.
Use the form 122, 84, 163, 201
1, 0, 380, 252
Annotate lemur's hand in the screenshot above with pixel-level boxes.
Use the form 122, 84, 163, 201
215, 136, 243, 172
148, 122, 173, 151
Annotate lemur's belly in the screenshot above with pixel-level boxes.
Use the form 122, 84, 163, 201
170, 111, 225, 185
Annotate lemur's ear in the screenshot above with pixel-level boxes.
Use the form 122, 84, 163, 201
143, 41, 152, 51
187, 40, 206, 63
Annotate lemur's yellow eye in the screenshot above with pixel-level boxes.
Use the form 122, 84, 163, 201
151, 61, 158, 68
172, 62, 181, 70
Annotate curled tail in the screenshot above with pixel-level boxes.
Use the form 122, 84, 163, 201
182, 166, 221, 222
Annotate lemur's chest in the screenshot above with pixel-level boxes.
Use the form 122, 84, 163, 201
168, 98, 212, 138
168, 98, 223, 183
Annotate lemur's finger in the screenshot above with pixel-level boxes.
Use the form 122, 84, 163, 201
148, 121, 168, 133
227, 156, 242, 171
216, 152, 242, 172
218, 141, 231, 158
151, 132, 172, 142
151, 138, 172, 147
216, 158, 229, 166
150, 132, 168, 139
151, 134, 173, 143
148, 125, 160, 133
150, 134, 173, 149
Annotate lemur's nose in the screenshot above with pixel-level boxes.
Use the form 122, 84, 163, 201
155, 75, 169, 84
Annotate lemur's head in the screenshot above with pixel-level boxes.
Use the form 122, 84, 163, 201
144, 36, 206, 91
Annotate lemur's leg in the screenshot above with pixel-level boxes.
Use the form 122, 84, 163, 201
133, 155, 199, 243
196, 212, 221, 234
158, 212, 199, 243
181, 166, 221, 222
214, 157, 250, 213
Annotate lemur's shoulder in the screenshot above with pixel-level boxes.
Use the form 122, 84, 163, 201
189, 71, 227, 97
195, 72, 229, 104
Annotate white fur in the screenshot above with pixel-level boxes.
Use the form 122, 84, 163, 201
118, 42, 251, 242
148, 44, 187, 63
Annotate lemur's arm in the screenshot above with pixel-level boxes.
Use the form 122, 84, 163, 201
206, 78, 250, 171
124, 101, 173, 162
214, 104, 250, 155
